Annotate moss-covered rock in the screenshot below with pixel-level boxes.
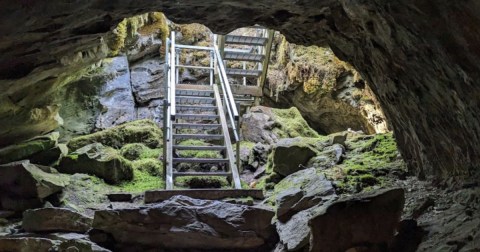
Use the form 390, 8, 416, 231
58, 143, 133, 185
0, 132, 59, 164
67, 120, 162, 150
132, 158, 163, 177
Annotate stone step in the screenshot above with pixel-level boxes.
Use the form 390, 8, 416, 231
144, 189, 265, 203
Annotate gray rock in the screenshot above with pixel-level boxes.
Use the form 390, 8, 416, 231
30, 144, 68, 166
0, 132, 59, 165
272, 138, 317, 177
130, 59, 165, 105
58, 143, 133, 185
309, 188, 405, 252
95, 56, 136, 130
307, 144, 345, 169
23, 208, 93, 233
127, 35, 163, 62
241, 106, 279, 144
0, 161, 69, 212
274, 168, 336, 222
329, 132, 348, 146
91, 195, 276, 250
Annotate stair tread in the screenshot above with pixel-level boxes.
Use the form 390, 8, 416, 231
224, 52, 265, 62
173, 172, 231, 177
173, 145, 226, 150
173, 123, 221, 128
173, 134, 224, 140
225, 68, 262, 77
173, 158, 229, 163
225, 35, 267, 46
175, 114, 219, 118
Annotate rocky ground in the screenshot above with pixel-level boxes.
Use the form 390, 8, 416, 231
0, 107, 479, 251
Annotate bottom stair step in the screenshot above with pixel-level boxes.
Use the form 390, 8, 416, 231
173, 158, 229, 164
173, 172, 230, 177
144, 189, 265, 203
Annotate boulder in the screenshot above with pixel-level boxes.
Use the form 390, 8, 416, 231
0, 237, 58, 252
30, 144, 68, 166
90, 195, 277, 250
272, 138, 318, 177
67, 119, 162, 150
23, 208, 93, 233
0, 161, 69, 212
58, 143, 133, 184
0, 132, 59, 164
307, 144, 345, 169
309, 188, 405, 252
276, 207, 323, 251
241, 106, 279, 144
274, 168, 337, 222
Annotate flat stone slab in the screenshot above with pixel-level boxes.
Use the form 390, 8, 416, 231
144, 189, 264, 203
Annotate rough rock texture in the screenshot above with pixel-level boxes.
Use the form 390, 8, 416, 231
90, 195, 276, 250
58, 143, 133, 185
0, 132, 59, 165
0, 235, 111, 252
309, 188, 405, 252
0, 161, 69, 212
23, 208, 93, 233
274, 168, 336, 222
1, 0, 478, 177
271, 138, 318, 177
0, 238, 58, 252
265, 34, 389, 135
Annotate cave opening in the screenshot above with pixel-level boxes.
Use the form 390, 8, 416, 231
1, 2, 480, 251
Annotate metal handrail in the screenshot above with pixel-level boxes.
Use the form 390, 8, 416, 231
213, 44, 240, 142
170, 32, 176, 120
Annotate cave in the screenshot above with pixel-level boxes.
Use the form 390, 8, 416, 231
0, 1, 479, 251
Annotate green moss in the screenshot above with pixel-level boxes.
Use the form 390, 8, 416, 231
271, 107, 319, 139
68, 119, 162, 151
116, 168, 164, 193
132, 158, 163, 176
176, 176, 229, 189
334, 133, 405, 193
120, 143, 162, 161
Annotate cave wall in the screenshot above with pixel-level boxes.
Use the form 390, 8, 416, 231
1, 0, 480, 178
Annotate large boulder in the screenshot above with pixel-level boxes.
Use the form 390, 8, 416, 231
67, 119, 162, 150
271, 138, 318, 177
0, 235, 111, 252
23, 208, 93, 233
90, 195, 277, 250
274, 168, 337, 222
309, 188, 405, 252
0, 238, 58, 252
58, 143, 133, 184
0, 161, 69, 212
0, 132, 59, 165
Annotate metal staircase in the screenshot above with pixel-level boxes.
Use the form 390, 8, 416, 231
218, 26, 275, 104
145, 28, 273, 202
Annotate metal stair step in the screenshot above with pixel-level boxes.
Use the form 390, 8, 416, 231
173, 145, 227, 151
224, 51, 265, 62
225, 35, 267, 46
176, 105, 217, 112
173, 134, 224, 140
173, 123, 221, 130
172, 158, 229, 164
225, 68, 262, 78
175, 114, 219, 121
177, 96, 216, 104
173, 172, 231, 177
176, 89, 214, 97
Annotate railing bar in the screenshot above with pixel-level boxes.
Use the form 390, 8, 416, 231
213, 45, 239, 119
170, 32, 176, 120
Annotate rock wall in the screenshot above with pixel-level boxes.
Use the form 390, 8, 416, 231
264, 33, 389, 134
1, 1, 480, 178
